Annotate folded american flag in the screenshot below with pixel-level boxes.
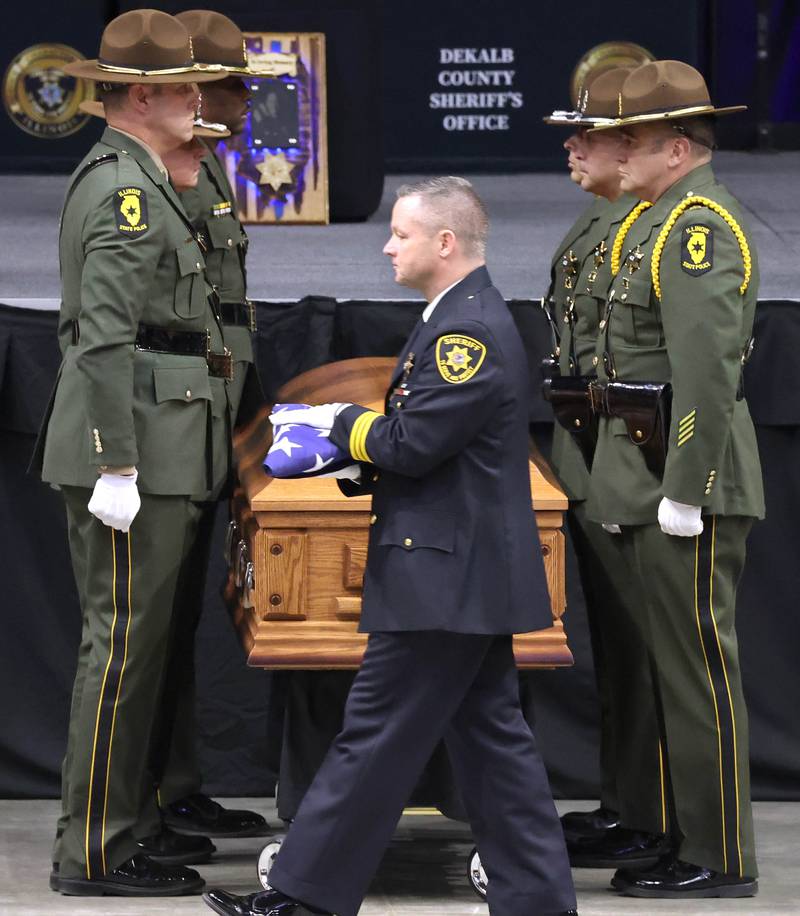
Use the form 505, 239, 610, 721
264, 403, 352, 478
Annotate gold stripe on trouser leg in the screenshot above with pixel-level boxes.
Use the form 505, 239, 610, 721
657, 740, 667, 833
693, 518, 743, 876
84, 528, 133, 878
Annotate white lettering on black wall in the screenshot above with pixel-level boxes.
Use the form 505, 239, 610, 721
431, 48, 523, 131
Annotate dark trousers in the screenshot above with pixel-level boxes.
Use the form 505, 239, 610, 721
629, 516, 757, 876
268, 631, 576, 916
54, 488, 203, 878
568, 502, 665, 833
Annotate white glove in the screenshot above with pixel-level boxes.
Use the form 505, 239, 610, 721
320, 464, 362, 482
269, 402, 351, 431
658, 497, 704, 537
602, 523, 622, 535
88, 471, 141, 532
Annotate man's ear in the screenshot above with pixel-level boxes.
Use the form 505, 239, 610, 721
127, 83, 152, 115
668, 134, 692, 167
439, 228, 456, 258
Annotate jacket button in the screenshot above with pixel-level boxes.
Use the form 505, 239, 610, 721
95, 445, 103, 453
370, 514, 377, 525
403, 537, 413, 547
635, 429, 644, 439
185, 389, 192, 399
592, 355, 599, 366
195, 261, 201, 270
372, 472, 380, 482
92, 428, 99, 435
574, 418, 582, 428
227, 238, 233, 247
705, 487, 712, 495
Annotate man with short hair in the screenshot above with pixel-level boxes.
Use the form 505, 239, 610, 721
203, 177, 577, 916
33, 9, 230, 896
542, 68, 668, 870
587, 60, 763, 898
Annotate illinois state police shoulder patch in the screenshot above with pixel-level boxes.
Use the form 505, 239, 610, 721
114, 186, 149, 237
681, 222, 713, 276
435, 333, 487, 383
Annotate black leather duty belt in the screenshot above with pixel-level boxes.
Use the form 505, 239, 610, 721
134, 323, 234, 380
219, 300, 256, 332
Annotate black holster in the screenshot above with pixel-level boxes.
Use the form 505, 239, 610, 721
601, 380, 673, 478
542, 375, 598, 469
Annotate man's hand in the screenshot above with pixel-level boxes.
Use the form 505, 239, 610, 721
323, 464, 362, 482
88, 471, 141, 532
658, 497, 704, 537
269, 402, 351, 431
602, 523, 622, 535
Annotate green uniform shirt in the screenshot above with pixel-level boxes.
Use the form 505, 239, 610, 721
586, 163, 765, 525
39, 127, 230, 499
180, 141, 253, 367
550, 194, 640, 500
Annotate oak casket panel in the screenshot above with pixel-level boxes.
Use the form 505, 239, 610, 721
226, 357, 571, 669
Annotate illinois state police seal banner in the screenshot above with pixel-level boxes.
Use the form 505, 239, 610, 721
681, 223, 714, 276
3, 43, 94, 138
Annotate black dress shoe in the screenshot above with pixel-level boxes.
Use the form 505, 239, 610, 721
137, 825, 216, 865
56, 853, 205, 896
204, 888, 331, 916
611, 854, 758, 898
568, 825, 670, 868
560, 805, 619, 842
164, 793, 270, 837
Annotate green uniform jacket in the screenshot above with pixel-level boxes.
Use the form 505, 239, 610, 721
586, 163, 765, 525
38, 127, 230, 499
550, 194, 640, 501
179, 141, 254, 369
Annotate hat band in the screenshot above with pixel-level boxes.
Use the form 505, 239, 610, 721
97, 58, 224, 76
619, 102, 716, 120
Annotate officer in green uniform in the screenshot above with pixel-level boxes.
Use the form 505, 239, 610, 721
142, 10, 270, 841
542, 68, 667, 867
587, 60, 763, 898
33, 10, 232, 896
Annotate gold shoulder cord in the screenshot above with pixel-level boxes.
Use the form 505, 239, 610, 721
610, 201, 653, 276
652, 195, 752, 299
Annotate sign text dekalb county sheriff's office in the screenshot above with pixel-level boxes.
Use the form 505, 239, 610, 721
431, 47, 523, 132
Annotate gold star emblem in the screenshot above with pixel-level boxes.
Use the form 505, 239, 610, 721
444, 345, 472, 373
256, 151, 294, 191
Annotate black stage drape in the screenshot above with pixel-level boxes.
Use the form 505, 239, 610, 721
1, 299, 798, 801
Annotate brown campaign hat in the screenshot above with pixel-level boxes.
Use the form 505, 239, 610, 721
64, 9, 227, 84
570, 41, 655, 109
592, 59, 746, 130
175, 10, 270, 76
79, 99, 230, 137
544, 67, 633, 127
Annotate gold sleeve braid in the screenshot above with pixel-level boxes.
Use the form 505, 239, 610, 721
610, 201, 653, 276
651, 196, 752, 300
349, 410, 382, 462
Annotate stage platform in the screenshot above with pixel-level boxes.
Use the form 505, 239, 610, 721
1, 152, 798, 304
1, 798, 796, 914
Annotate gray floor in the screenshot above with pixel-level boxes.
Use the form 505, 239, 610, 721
1, 799, 797, 915
1, 152, 798, 304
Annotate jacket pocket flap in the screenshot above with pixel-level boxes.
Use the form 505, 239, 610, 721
176, 241, 206, 277
153, 366, 212, 404
206, 216, 242, 250
614, 276, 653, 309
376, 511, 455, 553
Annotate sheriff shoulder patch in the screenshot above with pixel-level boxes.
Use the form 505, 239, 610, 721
435, 334, 487, 383
681, 223, 713, 276
114, 186, 149, 237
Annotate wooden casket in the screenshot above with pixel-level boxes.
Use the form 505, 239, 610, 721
225, 357, 572, 669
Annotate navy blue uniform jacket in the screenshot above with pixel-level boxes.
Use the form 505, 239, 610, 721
330, 266, 552, 635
